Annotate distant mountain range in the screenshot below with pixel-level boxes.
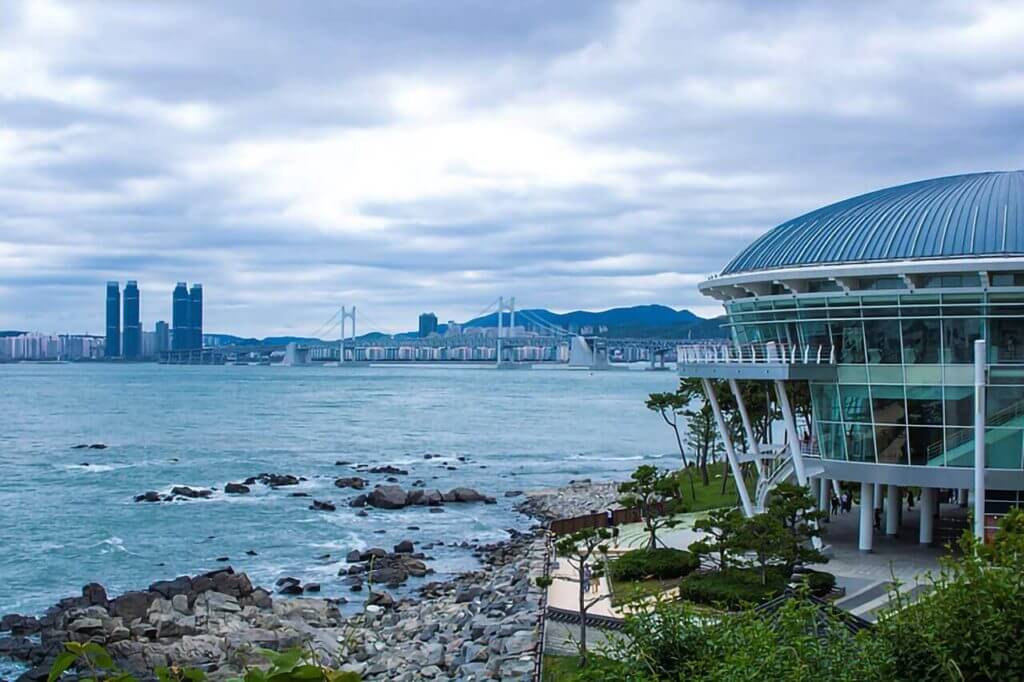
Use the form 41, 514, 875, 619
206, 304, 726, 346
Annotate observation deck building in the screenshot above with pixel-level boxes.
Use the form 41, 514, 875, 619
682, 170, 1024, 550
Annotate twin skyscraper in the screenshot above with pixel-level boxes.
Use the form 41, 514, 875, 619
104, 281, 202, 359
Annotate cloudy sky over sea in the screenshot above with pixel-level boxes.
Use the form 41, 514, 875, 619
3, 0, 1024, 335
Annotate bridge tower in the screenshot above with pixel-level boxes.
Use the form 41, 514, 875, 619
338, 306, 356, 363
495, 296, 516, 365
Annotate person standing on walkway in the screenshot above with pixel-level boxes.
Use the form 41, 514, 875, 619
582, 564, 591, 595
830, 493, 840, 516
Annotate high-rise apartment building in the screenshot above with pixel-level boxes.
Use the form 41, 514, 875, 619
105, 281, 121, 357
189, 284, 203, 349
155, 321, 170, 354
122, 280, 141, 358
172, 282, 189, 350
418, 312, 438, 337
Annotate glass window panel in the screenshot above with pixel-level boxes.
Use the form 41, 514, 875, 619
944, 365, 975, 384
864, 319, 902, 363
990, 367, 1024, 385
827, 298, 860, 318
901, 318, 940, 363
839, 385, 871, 423
816, 421, 846, 461
844, 424, 876, 462
986, 428, 1024, 469
944, 386, 974, 427
941, 293, 983, 317
830, 321, 865, 364
987, 386, 1024, 424
900, 295, 940, 317
837, 365, 868, 383
871, 384, 906, 424
904, 365, 943, 385
906, 386, 943, 425
941, 318, 983, 363
799, 322, 831, 350
862, 297, 898, 317
811, 383, 842, 422
907, 426, 945, 466
990, 316, 1024, 364
868, 365, 905, 384
944, 427, 974, 467
874, 424, 908, 464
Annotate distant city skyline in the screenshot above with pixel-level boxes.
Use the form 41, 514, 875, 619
3, 2, 1024, 336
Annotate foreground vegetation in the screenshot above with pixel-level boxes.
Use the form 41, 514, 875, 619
549, 509, 1024, 681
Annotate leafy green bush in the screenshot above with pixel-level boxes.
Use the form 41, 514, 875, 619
677, 568, 787, 609
609, 548, 699, 582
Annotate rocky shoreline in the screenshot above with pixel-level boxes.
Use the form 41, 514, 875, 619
0, 479, 620, 681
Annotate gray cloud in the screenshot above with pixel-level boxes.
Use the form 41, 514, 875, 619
3, 0, 1024, 335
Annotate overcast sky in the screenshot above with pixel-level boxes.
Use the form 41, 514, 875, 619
3, 0, 1024, 336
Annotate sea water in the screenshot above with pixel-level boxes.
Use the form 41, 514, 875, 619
0, 363, 678, 617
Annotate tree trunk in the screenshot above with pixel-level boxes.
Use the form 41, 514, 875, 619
720, 458, 730, 495
669, 420, 698, 498
699, 448, 710, 486
578, 579, 588, 667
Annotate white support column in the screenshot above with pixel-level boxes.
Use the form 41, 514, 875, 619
859, 481, 874, 552
919, 487, 936, 545
702, 378, 755, 517
886, 485, 900, 536
974, 339, 987, 540
874, 483, 883, 510
728, 378, 762, 465
773, 380, 807, 485
832, 479, 841, 497
818, 477, 830, 513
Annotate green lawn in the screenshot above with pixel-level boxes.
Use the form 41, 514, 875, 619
610, 576, 677, 606
677, 469, 754, 513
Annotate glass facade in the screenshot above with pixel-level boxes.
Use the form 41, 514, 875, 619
725, 288, 1024, 470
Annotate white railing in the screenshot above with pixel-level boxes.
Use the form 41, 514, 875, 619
677, 341, 836, 366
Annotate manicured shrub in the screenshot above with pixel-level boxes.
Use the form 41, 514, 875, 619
609, 548, 699, 582
803, 570, 836, 596
677, 567, 787, 608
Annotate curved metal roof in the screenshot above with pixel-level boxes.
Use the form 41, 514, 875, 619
721, 171, 1024, 275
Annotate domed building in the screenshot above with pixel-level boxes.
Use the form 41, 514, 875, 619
682, 170, 1024, 551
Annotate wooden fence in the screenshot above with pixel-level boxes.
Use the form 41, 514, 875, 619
548, 506, 649, 536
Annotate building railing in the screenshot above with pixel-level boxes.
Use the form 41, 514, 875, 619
677, 342, 836, 366
926, 396, 1024, 458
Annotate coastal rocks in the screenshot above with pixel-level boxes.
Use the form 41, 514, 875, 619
72, 443, 108, 449
134, 491, 161, 503
309, 499, 336, 512
244, 473, 303, 487
170, 486, 212, 499
334, 477, 368, 490
364, 485, 495, 510
368, 465, 408, 475
225, 482, 251, 494
367, 485, 408, 509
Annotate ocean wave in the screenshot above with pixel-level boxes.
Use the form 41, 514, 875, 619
61, 463, 134, 473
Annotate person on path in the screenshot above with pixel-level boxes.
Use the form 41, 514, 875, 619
830, 493, 840, 516
582, 564, 591, 596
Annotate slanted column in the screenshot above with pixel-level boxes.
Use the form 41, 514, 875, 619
919, 487, 936, 545
859, 481, 874, 552
728, 378, 762, 464
702, 378, 754, 517
886, 485, 900, 536
773, 380, 807, 485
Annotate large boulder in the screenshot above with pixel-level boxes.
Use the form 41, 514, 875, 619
134, 491, 161, 503
109, 591, 155, 621
170, 486, 212, 499
444, 487, 496, 504
224, 482, 250, 494
367, 485, 408, 509
334, 477, 368, 490
82, 583, 108, 608
368, 465, 408, 475
149, 576, 192, 599
407, 489, 443, 506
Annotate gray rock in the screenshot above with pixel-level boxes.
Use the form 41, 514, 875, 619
225, 482, 251, 494
367, 485, 408, 509
393, 540, 415, 554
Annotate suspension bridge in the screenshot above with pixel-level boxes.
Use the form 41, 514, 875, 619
160, 295, 707, 368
